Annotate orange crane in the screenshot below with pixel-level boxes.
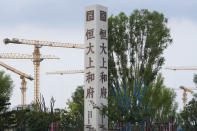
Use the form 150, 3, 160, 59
0, 61, 33, 109
172, 86, 197, 108
0, 52, 59, 104
3, 38, 84, 104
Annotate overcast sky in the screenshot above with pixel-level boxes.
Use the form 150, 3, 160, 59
0, 0, 197, 111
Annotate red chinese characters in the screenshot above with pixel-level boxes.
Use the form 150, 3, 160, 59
85, 6, 108, 129
86, 10, 94, 21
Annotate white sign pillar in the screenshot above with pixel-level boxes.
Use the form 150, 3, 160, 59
84, 5, 108, 131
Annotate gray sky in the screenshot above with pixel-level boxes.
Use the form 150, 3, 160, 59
0, 0, 197, 111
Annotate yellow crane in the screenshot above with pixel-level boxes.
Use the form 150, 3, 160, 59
173, 86, 197, 108
165, 66, 197, 108
165, 66, 197, 70
0, 52, 59, 104
46, 67, 127, 75
46, 68, 128, 75
46, 70, 84, 75
179, 86, 195, 108
3, 38, 84, 104
0, 61, 33, 109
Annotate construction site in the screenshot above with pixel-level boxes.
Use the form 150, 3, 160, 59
0, 1, 197, 131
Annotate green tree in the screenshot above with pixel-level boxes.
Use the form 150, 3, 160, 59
26, 111, 53, 130
143, 74, 177, 124
0, 71, 14, 128
28, 96, 59, 130
193, 74, 197, 87
108, 9, 172, 89
61, 86, 84, 130
107, 74, 177, 128
107, 9, 173, 128
180, 94, 197, 130
0, 71, 13, 112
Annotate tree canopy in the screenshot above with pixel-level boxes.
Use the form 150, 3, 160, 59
107, 9, 174, 128
180, 94, 197, 130
193, 74, 197, 88
108, 9, 172, 86
0, 71, 14, 128
61, 86, 84, 129
0, 71, 13, 100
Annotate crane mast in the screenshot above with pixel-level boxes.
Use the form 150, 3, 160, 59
0, 61, 33, 109
33, 45, 41, 104
3, 38, 84, 104
21, 77, 27, 109
0, 53, 59, 104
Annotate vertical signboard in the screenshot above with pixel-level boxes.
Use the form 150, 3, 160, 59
84, 5, 108, 131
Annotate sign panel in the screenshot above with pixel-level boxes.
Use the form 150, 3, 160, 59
84, 5, 108, 131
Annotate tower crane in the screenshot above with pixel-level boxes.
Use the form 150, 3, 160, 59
0, 52, 59, 104
172, 86, 197, 109
165, 66, 197, 70
3, 38, 84, 104
46, 68, 128, 75
165, 66, 197, 108
0, 61, 33, 109
46, 70, 84, 75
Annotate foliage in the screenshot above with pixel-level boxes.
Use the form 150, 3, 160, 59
27, 111, 58, 130
0, 96, 10, 114
0, 71, 14, 128
105, 74, 177, 128
107, 9, 173, 128
108, 9, 172, 87
1, 109, 59, 131
25, 96, 60, 130
61, 86, 84, 130
0, 71, 60, 130
143, 74, 177, 124
180, 94, 197, 130
193, 74, 197, 87
9, 109, 29, 130
0, 110, 16, 130
0, 71, 13, 112
0, 96, 60, 130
